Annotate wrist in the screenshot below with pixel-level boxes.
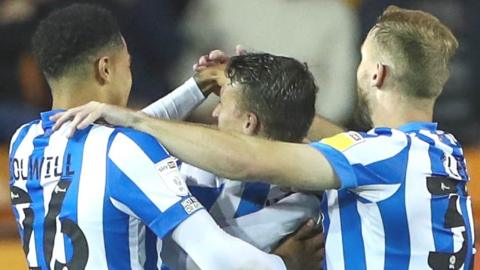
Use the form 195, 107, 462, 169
274, 253, 296, 270
193, 72, 215, 97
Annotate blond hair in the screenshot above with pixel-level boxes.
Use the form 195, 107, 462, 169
372, 5, 458, 98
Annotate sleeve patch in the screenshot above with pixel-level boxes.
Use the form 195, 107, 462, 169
321, 131, 364, 152
181, 197, 203, 214
155, 157, 190, 197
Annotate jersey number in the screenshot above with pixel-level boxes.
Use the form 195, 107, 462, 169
11, 179, 88, 269
427, 176, 469, 270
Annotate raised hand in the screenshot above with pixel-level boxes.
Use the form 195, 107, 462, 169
50, 101, 140, 137
192, 45, 247, 97
193, 45, 247, 72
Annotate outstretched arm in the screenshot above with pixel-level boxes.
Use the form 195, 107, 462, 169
51, 103, 340, 191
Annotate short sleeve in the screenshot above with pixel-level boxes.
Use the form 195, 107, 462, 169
106, 128, 203, 238
310, 130, 410, 190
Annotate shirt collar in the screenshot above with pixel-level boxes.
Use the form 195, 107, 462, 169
397, 121, 437, 133
40, 109, 65, 130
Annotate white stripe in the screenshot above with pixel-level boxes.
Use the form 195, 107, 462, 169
51, 219, 66, 268
325, 190, 345, 270
9, 122, 31, 155
405, 136, 435, 269
156, 238, 163, 269
39, 130, 69, 268
344, 130, 408, 165
77, 126, 113, 269
27, 230, 38, 266
357, 201, 384, 270
452, 198, 466, 252
128, 217, 143, 270
108, 133, 181, 211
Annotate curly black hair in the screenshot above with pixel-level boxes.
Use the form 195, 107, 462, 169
32, 3, 123, 79
226, 53, 318, 143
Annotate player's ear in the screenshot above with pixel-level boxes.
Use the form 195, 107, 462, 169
96, 56, 112, 85
371, 63, 387, 89
243, 112, 259, 136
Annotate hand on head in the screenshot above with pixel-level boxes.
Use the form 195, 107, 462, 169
192, 45, 247, 97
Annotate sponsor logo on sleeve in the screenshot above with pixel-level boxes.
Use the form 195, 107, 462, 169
321, 131, 365, 152
181, 197, 203, 214
155, 157, 189, 196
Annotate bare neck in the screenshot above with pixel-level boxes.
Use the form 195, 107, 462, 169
50, 79, 112, 110
371, 92, 435, 129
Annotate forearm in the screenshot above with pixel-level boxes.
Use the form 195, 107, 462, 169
307, 115, 345, 142
141, 78, 205, 120
134, 114, 268, 180
131, 113, 339, 191
172, 210, 286, 270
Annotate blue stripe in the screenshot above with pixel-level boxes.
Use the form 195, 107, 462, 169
338, 190, 366, 270
102, 198, 131, 269
27, 126, 52, 268
427, 143, 454, 254
376, 136, 411, 269
59, 126, 92, 263
103, 130, 132, 269
234, 182, 270, 218
378, 183, 411, 269
119, 128, 170, 163
144, 228, 159, 269
459, 193, 474, 269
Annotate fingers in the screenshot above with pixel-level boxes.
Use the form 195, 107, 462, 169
77, 112, 100, 130
194, 50, 231, 72
51, 106, 83, 131
235, 44, 247, 55
49, 101, 104, 137
66, 111, 88, 138
208, 50, 229, 63
292, 219, 315, 240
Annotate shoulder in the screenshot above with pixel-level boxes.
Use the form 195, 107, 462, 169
9, 119, 41, 155
107, 127, 170, 164
312, 128, 410, 165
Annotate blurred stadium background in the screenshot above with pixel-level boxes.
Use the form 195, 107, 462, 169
0, 0, 478, 268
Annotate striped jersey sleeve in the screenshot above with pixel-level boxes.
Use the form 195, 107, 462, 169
106, 128, 203, 238
310, 130, 409, 191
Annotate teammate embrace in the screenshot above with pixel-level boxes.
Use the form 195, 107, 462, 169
10, 2, 475, 270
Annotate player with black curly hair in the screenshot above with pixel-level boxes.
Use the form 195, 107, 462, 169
9, 3, 322, 270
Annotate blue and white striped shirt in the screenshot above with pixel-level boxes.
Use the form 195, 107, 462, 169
9, 110, 203, 269
311, 122, 475, 270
